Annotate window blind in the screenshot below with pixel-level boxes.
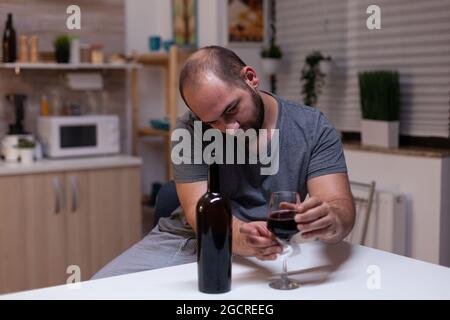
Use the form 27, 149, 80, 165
277, 0, 450, 138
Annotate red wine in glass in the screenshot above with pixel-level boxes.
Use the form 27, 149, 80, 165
266, 191, 301, 290
267, 210, 297, 241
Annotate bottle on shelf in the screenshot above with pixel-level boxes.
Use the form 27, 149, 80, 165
196, 161, 232, 294
70, 36, 80, 64
2, 13, 17, 63
90, 44, 104, 64
18, 35, 28, 62
40, 95, 49, 116
29, 35, 39, 63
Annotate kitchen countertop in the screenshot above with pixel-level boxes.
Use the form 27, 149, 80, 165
343, 141, 450, 158
2, 241, 450, 300
0, 155, 142, 176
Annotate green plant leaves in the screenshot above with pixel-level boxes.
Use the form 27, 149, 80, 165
300, 51, 331, 107
358, 71, 400, 121
261, 44, 282, 59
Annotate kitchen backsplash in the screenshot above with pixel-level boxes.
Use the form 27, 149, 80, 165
0, 69, 127, 145
0, 0, 124, 54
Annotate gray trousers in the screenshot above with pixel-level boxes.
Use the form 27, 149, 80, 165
91, 207, 197, 280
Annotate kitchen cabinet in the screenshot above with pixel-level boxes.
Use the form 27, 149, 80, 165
0, 165, 141, 294
88, 168, 141, 273
65, 171, 92, 282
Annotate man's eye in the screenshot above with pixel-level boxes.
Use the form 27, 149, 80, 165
226, 105, 237, 114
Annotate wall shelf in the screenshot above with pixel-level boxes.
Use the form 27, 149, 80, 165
0, 62, 140, 71
136, 50, 192, 66
131, 46, 194, 181
137, 127, 170, 137
136, 53, 169, 66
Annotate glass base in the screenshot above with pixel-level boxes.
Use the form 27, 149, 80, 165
269, 278, 301, 290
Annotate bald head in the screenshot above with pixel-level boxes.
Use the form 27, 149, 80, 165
179, 46, 247, 108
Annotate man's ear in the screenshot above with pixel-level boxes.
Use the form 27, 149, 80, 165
240, 66, 259, 89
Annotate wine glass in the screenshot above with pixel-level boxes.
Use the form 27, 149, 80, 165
266, 191, 301, 290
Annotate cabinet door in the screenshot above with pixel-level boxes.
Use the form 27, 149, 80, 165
88, 167, 141, 274
65, 171, 92, 281
33, 174, 68, 288
117, 167, 141, 248
0, 173, 67, 293
0, 175, 28, 293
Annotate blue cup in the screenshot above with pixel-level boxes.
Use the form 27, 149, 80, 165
149, 36, 161, 51
163, 40, 175, 52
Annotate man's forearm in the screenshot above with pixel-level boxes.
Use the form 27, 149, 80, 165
325, 197, 355, 243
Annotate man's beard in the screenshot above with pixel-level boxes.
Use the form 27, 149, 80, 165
240, 87, 267, 160
246, 86, 265, 131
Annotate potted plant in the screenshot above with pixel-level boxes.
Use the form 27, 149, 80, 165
359, 70, 400, 148
261, 44, 282, 75
300, 51, 331, 107
17, 138, 35, 164
54, 34, 71, 63
260, 0, 282, 76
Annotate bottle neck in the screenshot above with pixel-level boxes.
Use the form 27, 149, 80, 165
208, 163, 220, 193
6, 14, 12, 28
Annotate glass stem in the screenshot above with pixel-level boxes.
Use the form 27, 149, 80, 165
281, 257, 288, 283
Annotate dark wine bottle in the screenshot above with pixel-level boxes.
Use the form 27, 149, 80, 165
2, 13, 17, 63
196, 162, 232, 293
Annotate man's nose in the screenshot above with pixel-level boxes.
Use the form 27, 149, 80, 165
214, 119, 240, 133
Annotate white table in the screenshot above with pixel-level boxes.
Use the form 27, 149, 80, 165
2, 241, 450, 300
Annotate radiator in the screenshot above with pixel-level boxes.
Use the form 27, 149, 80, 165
348, 190, 407, 255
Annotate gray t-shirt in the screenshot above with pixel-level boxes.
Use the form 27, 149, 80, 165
172, 94, 347, 222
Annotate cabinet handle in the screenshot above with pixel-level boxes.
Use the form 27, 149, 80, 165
52, 177, 63, 214
70, 175, 79, 212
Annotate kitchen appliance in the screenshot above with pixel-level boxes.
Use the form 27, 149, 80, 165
37, 115, 120, 158
1, 93, 33, 162
5, 93, 27, 134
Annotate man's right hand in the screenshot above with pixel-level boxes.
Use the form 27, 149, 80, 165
236, 220, 283, 260
176, 181, 283, 261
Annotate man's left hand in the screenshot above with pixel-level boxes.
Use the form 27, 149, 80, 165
281, 196, 346, 243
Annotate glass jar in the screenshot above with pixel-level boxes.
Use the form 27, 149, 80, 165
80, 43, 90, 63
90, 44, 104, 64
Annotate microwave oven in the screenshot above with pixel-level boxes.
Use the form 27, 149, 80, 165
37, 115, 120, 158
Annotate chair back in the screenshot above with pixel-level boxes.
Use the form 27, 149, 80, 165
346, 180, 376, 245
153, 181, 180, 227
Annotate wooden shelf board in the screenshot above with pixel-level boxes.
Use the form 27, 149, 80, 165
0, 62, 140, 70
136, 53, 169, 66
138, 127, 170, 137
136, 48, 195, 66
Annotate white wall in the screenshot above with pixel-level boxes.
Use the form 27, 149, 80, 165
440, 158, 450, 266
125, 0, 269, 195
345, 148, 450, 266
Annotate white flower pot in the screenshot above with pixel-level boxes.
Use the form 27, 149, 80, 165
361, 119, 399, 148
320, 60, 332, 76
19, 148, 35, 164
4, 146, 20, 162
261, 58, 280, 75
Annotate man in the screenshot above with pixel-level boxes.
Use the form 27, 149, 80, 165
92, 46, 354, 279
